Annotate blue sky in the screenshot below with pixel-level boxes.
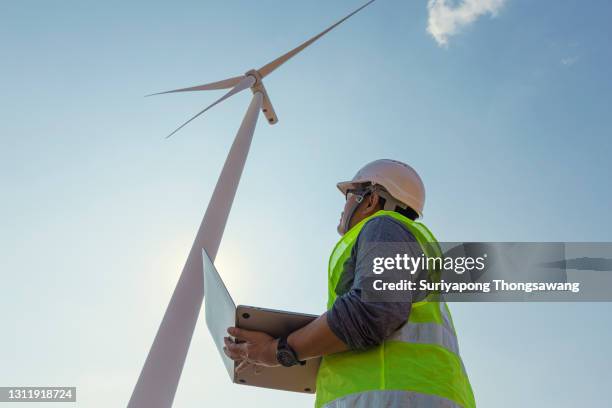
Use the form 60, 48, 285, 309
1, 0, 611, 406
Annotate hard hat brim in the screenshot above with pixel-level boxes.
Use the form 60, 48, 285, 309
336, 179, 371, 195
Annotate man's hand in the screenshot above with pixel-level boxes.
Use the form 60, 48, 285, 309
223, 327, 280, 373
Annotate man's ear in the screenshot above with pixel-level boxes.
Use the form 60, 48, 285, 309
366, 192, 381, 211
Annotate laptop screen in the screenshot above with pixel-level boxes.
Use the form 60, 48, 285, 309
202, 249, 236, 379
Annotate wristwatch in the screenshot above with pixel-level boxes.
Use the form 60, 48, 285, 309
276, 337, 305, 367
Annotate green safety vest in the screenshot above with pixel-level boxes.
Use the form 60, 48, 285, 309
315, 210, 475, 408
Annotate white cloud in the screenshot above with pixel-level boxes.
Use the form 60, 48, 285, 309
561, 56, 578, 66
427, 0, 506, 46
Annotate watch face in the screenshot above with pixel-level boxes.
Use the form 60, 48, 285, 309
277, 349, 296, 367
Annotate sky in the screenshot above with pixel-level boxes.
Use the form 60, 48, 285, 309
1, 0, 612, 406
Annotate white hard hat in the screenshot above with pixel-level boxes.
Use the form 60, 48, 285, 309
337, 159, 426, 217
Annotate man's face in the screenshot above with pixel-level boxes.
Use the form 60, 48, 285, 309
337, 190, 362, 232
337, 189, 380, 235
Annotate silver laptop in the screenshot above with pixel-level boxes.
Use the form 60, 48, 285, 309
202, 249, 321, 394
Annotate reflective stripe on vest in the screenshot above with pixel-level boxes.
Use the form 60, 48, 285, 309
316, 210, 475, 408
389, 322, 459, 356
322, 390, 462, 408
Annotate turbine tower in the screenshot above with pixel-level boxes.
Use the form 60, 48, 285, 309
129, 2, 377, 407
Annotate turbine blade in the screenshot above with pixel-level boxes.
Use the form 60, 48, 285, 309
257, 0, 377, 78
165, 75, 256, 138
146, 76, 244, 97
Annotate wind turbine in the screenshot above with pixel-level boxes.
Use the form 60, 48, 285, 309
128, 1, 377, 407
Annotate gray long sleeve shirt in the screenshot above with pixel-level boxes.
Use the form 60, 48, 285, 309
327, 215, 423, 350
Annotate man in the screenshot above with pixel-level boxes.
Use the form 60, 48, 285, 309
224, 159, 475, 408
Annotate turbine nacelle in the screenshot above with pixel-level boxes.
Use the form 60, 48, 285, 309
244, 69, 278, 125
